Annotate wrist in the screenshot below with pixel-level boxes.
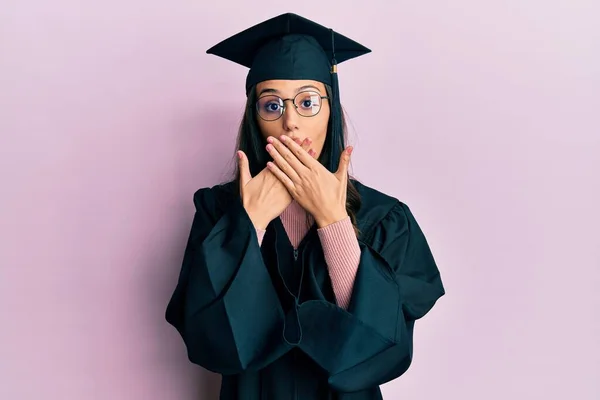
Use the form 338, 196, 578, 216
250, 217, 270, 231
245, 206, 271, 230
315, 209, 349, 228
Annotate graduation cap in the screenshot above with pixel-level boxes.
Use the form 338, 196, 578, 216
206, 13, 371, 172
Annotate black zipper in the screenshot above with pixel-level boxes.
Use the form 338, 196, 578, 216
292, 247, 299, 400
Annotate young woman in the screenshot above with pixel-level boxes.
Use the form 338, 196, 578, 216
166, 13, 445, 400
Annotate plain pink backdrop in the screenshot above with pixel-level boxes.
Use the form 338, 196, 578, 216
1, 1, 599, 399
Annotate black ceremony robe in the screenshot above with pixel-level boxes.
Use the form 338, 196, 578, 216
165, 179, 445, 399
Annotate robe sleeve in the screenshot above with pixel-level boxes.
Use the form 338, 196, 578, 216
165, 188, 287, 375
297, 202, 445, 392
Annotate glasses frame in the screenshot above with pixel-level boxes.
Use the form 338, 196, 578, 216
254, 90, 330, 121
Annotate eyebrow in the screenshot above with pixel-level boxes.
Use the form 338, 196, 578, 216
258, 85, 322, 97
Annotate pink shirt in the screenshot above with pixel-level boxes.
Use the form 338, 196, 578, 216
255, 200, 360, 309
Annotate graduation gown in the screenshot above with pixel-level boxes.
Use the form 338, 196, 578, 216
165, 179, 445, 399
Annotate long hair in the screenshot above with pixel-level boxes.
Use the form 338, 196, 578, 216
227, 84, 362, 236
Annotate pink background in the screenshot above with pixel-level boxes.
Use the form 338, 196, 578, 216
1, 1, 599, 399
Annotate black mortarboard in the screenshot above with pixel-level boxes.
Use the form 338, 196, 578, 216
206, 13, 371, 172
206, 13, 371, 92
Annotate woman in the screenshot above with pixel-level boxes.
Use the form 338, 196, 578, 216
166, 13, 445, 400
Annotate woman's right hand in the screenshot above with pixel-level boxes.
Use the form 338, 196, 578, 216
238, 138, 316, 230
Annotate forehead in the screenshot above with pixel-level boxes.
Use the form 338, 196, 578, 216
256, 79, 326, 94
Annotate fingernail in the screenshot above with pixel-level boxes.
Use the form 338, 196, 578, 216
348, 147, 353, 155
267, 137, 274, 144
266, 144, 273, 151
280, 135, 287, 142
237, 151, 242, 160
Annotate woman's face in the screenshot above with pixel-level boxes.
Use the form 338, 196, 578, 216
255, 79, 330, 159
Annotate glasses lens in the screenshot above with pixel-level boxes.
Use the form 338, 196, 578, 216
294, 91, 322, 117
256, 96, 283, 120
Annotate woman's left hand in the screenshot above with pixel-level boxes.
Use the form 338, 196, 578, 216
265, 135, 353, 228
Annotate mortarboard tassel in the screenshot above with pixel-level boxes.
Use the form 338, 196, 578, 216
328, 28, 343, 173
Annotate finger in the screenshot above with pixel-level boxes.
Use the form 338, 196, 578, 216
300, 138, 310, 152
238, 150, 252, 189
335, 146, 353, 181
266, 161, 295, 193
274, 135, 317, 170
266, 142, 301, 183
300, 138, 318, 159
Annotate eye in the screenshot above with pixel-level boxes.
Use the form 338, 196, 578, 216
265, 102, 280, 112
301, 99, 313, 108
296, 92, 321, 110
257, 96, 283, 115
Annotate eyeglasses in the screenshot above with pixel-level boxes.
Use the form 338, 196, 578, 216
255, 90, 329, 121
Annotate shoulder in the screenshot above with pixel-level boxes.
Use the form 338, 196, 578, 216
350, 178, 412, 242
191, 180, 238, 216
351, 179, 399, 211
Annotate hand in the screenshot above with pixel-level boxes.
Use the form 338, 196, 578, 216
238, 138, 318, 230
265, 135, 353, 228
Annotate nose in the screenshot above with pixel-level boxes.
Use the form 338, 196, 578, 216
281, 101, 299, 132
